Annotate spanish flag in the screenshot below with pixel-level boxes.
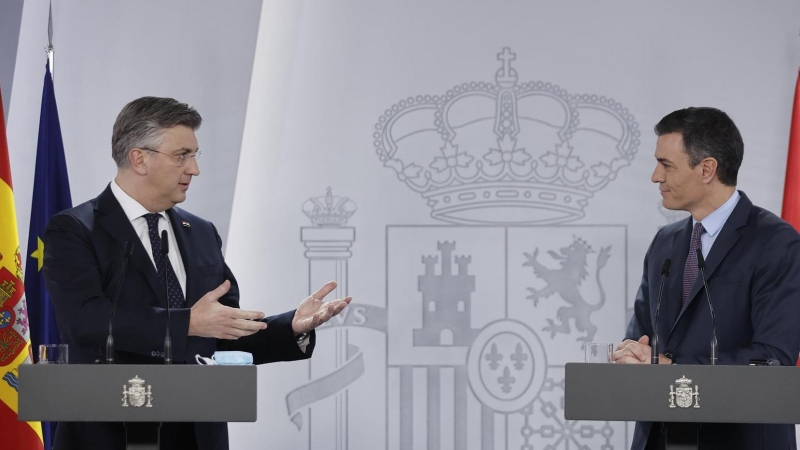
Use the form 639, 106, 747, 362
781, 69, 800, 367
782, 69, 800, 232
0, 87, 45, 448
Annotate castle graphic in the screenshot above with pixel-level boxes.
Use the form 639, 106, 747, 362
415, 242, 477, 347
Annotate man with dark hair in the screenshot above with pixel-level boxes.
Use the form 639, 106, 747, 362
43, 97, 351, 450
613, 107, 800, 450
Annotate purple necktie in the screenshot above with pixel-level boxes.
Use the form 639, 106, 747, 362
682, 222, 704, 306
144, 213, 186, 308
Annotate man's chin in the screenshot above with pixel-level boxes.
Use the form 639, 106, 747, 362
661, 200, 687, 212
171, 193, 187, 205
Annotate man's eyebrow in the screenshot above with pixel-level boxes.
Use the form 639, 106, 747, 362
656, 157, 672, 164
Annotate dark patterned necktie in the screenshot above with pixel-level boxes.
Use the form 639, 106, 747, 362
143, 213, 186, 308
681, 222, 704, 307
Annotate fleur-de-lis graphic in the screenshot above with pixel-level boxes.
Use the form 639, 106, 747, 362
485, 342, 502, 370
510, 343, 528, 371
498, 366, 516, 394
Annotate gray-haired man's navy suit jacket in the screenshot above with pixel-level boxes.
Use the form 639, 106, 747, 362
43, 185, 315, 450
626, 191, 800, 450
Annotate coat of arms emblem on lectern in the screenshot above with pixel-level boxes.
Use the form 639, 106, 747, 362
122, 375, 153, 408
669, 375, 700, 409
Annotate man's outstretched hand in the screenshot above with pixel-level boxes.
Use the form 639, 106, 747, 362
292, 281, 352, 335
189, 280, 267, 339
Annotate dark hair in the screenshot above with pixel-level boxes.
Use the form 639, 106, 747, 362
654, 107, 743, 186
111, 97, 202, 167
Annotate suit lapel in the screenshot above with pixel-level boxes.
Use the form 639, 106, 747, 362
167, 208, 198, 306
95, 186, 166, 306
668, 192, 752, 336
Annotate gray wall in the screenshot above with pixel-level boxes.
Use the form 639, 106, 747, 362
7, 0, 263, 252
0, 0, 24, 120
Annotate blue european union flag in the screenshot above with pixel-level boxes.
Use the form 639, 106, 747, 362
25, 60, 71, 450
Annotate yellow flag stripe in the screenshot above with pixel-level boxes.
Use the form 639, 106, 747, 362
0, 178, 21, 268
0, 341, 32, 413
0, 160, 44, 442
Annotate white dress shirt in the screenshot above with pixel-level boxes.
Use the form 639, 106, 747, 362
110, 180, 309, 351
109, 180, 187, 297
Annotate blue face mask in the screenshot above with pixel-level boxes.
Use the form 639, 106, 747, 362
195, 351, 253, 365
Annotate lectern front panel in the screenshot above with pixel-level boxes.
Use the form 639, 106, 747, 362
565, 363, 800, 424
18, 364, 257, 422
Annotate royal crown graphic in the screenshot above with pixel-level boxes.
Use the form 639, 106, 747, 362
302, 187, 357, 227
374, 47, 640, 224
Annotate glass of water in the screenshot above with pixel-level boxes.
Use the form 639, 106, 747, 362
584, 342, 614, 363
38, 344, 69, 364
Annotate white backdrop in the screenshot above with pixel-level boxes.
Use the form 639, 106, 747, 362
228, 1, 800, 449
5, 1, 800, 449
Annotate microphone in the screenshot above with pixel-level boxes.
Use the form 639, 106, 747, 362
651, 258, 671, 365
696, 249, 718, 365
106, 240, 134, 364
161, 230, 173, 365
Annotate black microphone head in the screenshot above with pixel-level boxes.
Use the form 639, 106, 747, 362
661, 258, 671, 276
696, 248, 705, 269
123, 240, 134, 258
160, 230, 169, 255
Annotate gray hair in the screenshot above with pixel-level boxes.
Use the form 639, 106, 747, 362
111, 97, 202, 167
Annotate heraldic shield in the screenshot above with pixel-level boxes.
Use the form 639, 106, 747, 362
669, 376, 700, 409
122, 375, 153, 408
293, 47, 640, 450
386, 225, 627, 449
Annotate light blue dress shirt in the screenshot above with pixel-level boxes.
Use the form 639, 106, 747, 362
692, 190, 741, 259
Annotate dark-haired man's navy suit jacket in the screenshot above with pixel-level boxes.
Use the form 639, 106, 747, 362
627, 191, 800, 450
43, 185, 315, 450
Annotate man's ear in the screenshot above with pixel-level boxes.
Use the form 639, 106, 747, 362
128, 148, 148, 175
701, 157, 718, 184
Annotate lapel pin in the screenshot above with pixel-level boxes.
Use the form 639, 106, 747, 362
182, 221, 190, 228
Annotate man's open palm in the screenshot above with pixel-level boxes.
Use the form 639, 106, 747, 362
292, 281, 352, 334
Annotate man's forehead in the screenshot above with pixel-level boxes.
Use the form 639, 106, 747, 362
655, 133, 686, 158
159, 126, 199, 150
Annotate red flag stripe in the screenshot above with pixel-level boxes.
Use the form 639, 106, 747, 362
0, 86, 12, 188
0, 400, 44, 450
781, 69, 800, 229
780, 70, 800, 367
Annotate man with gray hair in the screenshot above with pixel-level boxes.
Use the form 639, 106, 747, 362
43, 96, 351, 450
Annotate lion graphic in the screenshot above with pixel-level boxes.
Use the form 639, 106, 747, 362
523, 237, 611, 343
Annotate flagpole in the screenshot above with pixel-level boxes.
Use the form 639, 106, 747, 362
45, 1, 53, 80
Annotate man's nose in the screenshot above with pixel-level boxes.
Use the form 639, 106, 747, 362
651, 165, 663, 184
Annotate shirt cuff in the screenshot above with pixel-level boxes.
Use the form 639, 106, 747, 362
296, 332, 310, 353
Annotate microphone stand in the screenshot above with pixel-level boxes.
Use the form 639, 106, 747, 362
651, 259, 671, 365
106, 240, 134, 364
696, 249, 718, 365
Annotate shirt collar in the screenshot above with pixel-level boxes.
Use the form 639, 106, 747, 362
109, 179, 166, 222
693, 190, 740, 237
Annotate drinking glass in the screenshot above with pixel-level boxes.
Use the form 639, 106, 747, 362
38, 344, 69, 364
584, 342, 613, 363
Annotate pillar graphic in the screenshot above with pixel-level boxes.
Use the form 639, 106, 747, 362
301, 187, 357, 450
